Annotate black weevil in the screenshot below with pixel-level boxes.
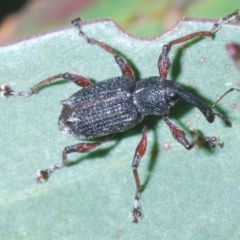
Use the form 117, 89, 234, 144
1, 11, 240, 223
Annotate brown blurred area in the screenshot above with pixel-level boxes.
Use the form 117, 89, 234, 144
0, 0, 94, 43
1, 0, 206, 43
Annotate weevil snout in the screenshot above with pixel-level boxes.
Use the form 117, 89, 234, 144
166, 81, 216, 123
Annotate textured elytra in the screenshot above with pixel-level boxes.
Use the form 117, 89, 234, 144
59, 75, 141, 138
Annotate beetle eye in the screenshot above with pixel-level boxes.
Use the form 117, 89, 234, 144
169, 92, 179, 101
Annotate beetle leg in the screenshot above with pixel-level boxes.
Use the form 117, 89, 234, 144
158, 10, 240, 78
163, 116, 222, 149
71, 18, 135, 79
36, 134, 114, 182
131, 122, 147, 223
0, 73, 91, 97
61, 73, 92, 87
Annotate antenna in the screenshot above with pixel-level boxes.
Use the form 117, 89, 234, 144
211, 88, 240, 127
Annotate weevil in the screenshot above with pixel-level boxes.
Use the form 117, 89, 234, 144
1, 11, 240, 223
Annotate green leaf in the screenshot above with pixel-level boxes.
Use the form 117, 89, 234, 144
1, 18, 240, 239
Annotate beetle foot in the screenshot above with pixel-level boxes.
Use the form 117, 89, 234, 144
190, 130, 223, 148
36, 170, 50, 182
202, 136, 223, 148
0, 85, 32, 97
1, 85, 15, 97
131, 206, 142, 223
71, 17, 86, 39
36, 162, 64, 182
131, 193, 142, 223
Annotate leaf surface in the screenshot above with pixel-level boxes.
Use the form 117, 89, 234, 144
1, 18, 240, 239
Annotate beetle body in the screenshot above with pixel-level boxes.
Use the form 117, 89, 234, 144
1, 11, 239, 222
58, 76, 174, 139
59, 75, 214, 139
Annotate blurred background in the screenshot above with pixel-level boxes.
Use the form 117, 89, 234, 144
0, 0, 238, 43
